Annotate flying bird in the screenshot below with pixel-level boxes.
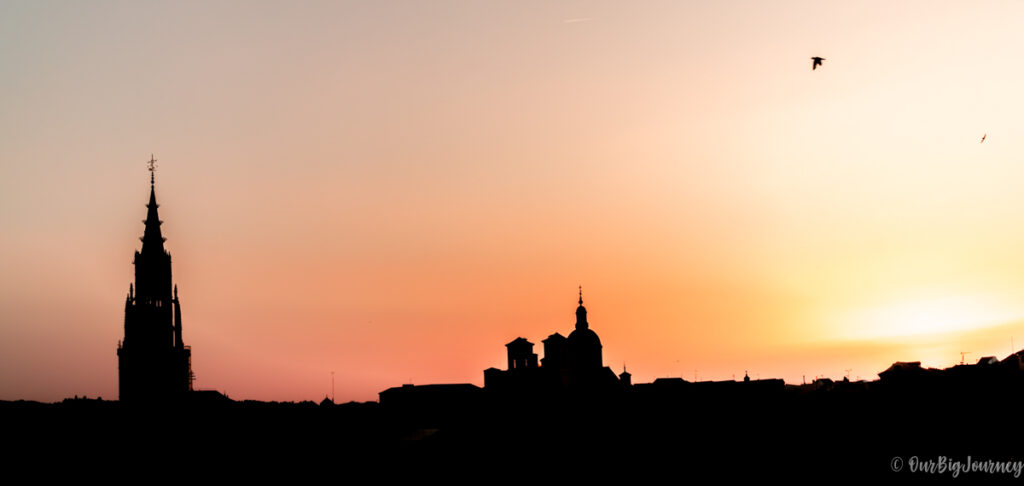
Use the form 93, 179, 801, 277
981, 134, 987, 143
811, 57, 825, 70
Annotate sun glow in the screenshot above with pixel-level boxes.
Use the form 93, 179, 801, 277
839, 294, 1024, 340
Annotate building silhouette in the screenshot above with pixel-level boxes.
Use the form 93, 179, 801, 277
484, 288, 619, 392
116, 164, 193, 402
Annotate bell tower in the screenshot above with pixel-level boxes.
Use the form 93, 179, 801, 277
117, 156, 193, 402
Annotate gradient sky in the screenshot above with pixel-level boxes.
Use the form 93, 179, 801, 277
3, 1, 1024, 403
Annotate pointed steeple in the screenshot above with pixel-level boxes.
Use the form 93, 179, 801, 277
133, 156, 172, 304
140, 155, 166, 254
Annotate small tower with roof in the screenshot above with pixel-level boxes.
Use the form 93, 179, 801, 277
567, 286, 603, 370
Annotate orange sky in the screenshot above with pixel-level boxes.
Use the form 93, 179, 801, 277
3, 1, 1024, 402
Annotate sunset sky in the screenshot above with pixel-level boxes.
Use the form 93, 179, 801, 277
4, 1, 1024, 403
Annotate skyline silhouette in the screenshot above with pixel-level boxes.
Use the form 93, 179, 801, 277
79, 165, 1024, 410
8, 155, 1024, 403
9, 193, 1024, 480
4, 2, 1024, 406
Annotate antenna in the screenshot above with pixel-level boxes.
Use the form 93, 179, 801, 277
960, 351, 971, 365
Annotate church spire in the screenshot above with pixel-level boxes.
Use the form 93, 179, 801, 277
140, 155, 166, 254
119, 156, 193, 401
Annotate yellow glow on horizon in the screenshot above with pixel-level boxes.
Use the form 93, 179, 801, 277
838, 294, 1024, 340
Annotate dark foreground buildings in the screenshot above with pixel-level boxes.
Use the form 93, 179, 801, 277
116, 166, 193, 402
11, 189, 1024, 479
40, 165, 1019, 477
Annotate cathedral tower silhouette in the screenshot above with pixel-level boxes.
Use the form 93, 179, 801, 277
117, 158, 193, 402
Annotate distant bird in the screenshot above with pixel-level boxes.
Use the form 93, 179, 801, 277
811, 57, 825, 70
981, 134, 987, 143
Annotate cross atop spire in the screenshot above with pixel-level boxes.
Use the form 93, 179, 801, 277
578, 285, 583, 305
147, 154, 158, 186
